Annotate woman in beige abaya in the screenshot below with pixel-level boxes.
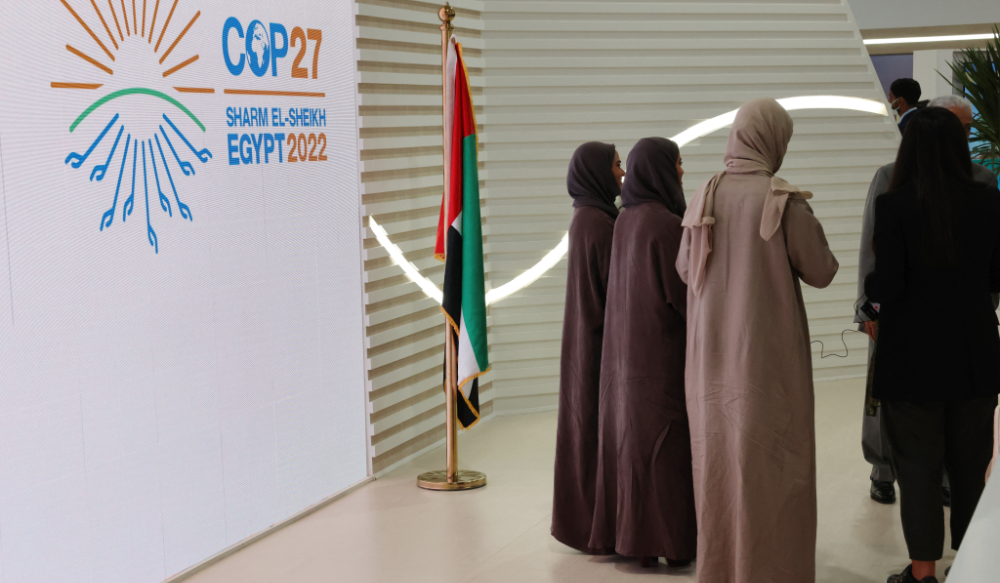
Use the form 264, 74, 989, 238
677, 98, 840, 583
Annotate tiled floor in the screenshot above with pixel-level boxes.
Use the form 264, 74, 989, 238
183, 378, 955, 583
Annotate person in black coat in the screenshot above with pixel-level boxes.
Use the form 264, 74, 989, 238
890, 78, 921, 135
865, 107, 1000, 583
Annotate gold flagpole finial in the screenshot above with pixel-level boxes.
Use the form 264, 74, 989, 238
439, 3, 456, 27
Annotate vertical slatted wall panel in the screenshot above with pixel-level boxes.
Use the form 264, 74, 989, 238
480, 0, 900, 414
355, 0, 493, 475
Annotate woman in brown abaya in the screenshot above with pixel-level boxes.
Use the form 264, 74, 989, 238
589, 137, 697, 567
551, 142, 624, 553
677, 98, 839, 583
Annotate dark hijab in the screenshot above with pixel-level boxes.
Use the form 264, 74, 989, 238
567, 142, 620, 219
621, 137, 687, 217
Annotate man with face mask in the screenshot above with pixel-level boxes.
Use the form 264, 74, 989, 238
889, 78, 922, 135
857, 94, 1000, 506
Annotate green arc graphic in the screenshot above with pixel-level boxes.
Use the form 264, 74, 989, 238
70, 88, 206, 133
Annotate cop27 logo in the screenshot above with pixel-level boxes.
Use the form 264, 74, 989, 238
56, 0, 211, 254
222, 18, 322, 79
221, 17, 329, 169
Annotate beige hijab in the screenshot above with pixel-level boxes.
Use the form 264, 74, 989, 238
681, 98, 813, 294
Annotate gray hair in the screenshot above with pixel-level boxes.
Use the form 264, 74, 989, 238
928, 94, 973, 113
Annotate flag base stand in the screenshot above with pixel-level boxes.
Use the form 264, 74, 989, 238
417, 317, 485, 493
417, 470, 487, 491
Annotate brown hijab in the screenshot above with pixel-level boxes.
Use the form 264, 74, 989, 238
568, 142, 620, 219
681, 98, 813, 294
621, 137, 687, 217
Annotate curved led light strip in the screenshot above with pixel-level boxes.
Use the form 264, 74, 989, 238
864, 33, 995, 46
486, 235, 569, 305
673, 96, 887, 148
371, 95, 889, 306
369, 218, 444, 304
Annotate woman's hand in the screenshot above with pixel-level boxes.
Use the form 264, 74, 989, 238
865, 321, 878, 343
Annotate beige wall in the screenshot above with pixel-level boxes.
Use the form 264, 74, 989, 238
479, 0, 899, 414
357, 0, 901, 469
849, 0, 1000, 31
913, 50, 960, 100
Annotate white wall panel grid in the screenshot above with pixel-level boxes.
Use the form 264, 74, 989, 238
479, 0, 900, 413
0, 1, 368, 581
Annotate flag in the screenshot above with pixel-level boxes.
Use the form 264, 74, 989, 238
434, 37, 489, 429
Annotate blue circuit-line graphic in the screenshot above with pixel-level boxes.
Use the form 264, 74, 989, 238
67, 113, 209, 251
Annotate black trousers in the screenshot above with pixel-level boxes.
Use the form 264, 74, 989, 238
882, 395, 997, 561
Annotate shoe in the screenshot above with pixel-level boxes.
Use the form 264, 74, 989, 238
666, 559, 692, 568
639, 557, 658, 568
871, 479, 897, 504
943, 486, 951, 507
887, 564, 939, 583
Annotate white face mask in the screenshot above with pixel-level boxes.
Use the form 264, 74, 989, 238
890, 98, 905, 122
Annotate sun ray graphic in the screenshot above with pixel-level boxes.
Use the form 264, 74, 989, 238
89, 0, 119, 50
155, 0, 178, 52
55, 0, 210, 253
107, 0, 124, 41
149, 0, 161, 44
121, 0, 130, 36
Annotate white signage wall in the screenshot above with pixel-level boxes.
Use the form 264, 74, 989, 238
0, 1, 366, 581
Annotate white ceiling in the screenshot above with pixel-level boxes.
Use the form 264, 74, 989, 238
849, 0, 1000, 30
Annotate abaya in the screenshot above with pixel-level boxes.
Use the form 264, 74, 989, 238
551, 142, 620, 553
589, 137, 697, 561
677, 98, 840, 583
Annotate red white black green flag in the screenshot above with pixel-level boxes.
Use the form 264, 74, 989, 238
434, 37, 489, 429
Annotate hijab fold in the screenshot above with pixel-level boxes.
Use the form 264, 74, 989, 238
681, 98, 811, 295
620, 137, 687, 217
568, 142, 620, 219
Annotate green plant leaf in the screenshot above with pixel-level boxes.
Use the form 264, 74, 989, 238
941, 25, 1000, 178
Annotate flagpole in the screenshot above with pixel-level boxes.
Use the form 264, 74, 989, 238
417, 3, 486, 492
